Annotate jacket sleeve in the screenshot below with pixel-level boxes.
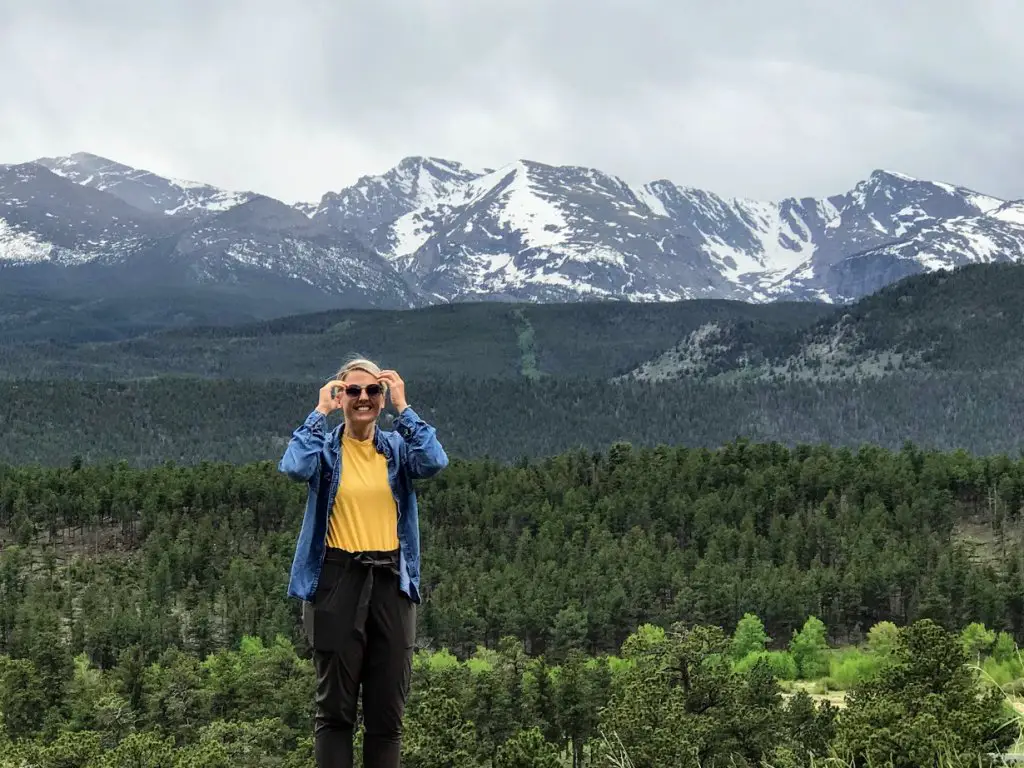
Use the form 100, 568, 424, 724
394, 406, 449, 479
278, 409, 328, 482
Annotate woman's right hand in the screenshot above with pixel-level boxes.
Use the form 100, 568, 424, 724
316, 380, 345, 415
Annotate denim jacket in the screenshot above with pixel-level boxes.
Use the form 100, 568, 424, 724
278, 406, 449, 603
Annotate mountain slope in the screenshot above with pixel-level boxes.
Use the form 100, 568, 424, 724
35, 151, 257, 218
0, 297, 833, 380
0, 163, 417, 321
374, 163, 1018, 305
382, 160, 737, 302
628, 262, 1024, 382
164, 195, 417, 308
824, 201, 1024, 299
311, 156, 488, 242
2, 152, 1022, 322
0, 162, 173, 266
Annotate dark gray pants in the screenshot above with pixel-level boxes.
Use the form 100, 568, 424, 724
303, 548, 416, 768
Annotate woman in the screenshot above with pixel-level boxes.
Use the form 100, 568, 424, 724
278, 357, 448, 768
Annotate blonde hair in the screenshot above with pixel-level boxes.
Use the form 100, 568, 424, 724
334, 356, 388, 394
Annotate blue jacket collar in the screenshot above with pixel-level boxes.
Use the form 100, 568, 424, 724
336, 421, 393, 460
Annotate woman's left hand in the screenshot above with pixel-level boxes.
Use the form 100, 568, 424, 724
377, 370, 408, 413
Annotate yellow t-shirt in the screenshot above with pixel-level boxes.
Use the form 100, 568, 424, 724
326, 435, 399, 552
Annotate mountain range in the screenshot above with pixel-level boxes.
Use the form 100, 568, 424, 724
2, 151, 1023, 328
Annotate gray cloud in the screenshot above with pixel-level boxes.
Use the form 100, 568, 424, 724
1, 0, 1021, 203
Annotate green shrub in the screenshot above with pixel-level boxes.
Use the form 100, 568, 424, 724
734, 650, 798, 681
981, 656, 1024, 689
828, 649, 884, 690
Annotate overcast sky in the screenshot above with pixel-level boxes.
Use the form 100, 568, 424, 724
2, 0, 1021, 204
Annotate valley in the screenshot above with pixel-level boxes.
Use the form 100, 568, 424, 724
2, 263, 1023, 469
5, 5, 1024, 765
3, 241, 1024, 766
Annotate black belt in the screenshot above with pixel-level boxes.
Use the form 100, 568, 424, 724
325, 548, 399, 639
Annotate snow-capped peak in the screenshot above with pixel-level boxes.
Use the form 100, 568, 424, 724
33, 152, 256, 217
309, 155, 489, 241
3, 150, 1021, 311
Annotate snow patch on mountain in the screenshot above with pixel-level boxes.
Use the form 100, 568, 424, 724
875, 215, 1024, 271
163, 185, 251, 215
497, 162, 569, 249
35, 152, 256, 217
0, 218, 52, 263
929, 181, 1004, 214
991, 201, 1024, 226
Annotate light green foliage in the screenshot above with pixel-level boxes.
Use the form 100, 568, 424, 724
827, 649, 884, 690
961, 621, 997, 662
993, 631, 1018, 663
790, 617, 830, 680
94, 731, 178, 767
867, 621, 900, 657
732, 612, 771, 660
0, 619, 1020, 766
735, 650, 799, 681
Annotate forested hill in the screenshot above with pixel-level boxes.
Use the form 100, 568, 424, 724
3, 439, 1023, 661
0, 296, 831, 381
631, 262, 1024, 381
2, 439, 1023, 765
2, 263, 1024, 467
3, 262, 1020, 384
788, 261, 1024, 375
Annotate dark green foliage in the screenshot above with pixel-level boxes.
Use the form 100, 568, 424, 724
4, 439, 1024, 667
493, 727, 561, 768
1, 440, 1023, 765
4, 264, 1024, 471
4, 370, 1024, 467
803, 262, 1024, 373
835, 619, 1018, 767
595, 623, 801, 767
0, 296, 830, 381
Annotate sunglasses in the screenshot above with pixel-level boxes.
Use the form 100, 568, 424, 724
335, 383, 384, 398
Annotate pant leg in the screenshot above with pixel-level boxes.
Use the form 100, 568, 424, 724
310, 649, 358, 768
360, 572, 417, 768
303, 558, 368, 768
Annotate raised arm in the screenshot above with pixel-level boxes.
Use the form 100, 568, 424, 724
278, 410, 328, 482
278, 381, 343, 482
395, 406, 449, 479
377, 370, 449, 480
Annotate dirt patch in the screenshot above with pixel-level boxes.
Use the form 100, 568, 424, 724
0, 523, 137, 560
954, 519, 1024, 567
782, 681, 848, 709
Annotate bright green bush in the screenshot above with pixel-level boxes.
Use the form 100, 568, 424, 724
827, 648, 884, 690
734, 650, 799, 680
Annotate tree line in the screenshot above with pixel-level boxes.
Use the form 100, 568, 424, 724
3, 370, 1024, 468
3, 439, 1024, 666
0, 616, 1017, 767
3, 438, 1024, 764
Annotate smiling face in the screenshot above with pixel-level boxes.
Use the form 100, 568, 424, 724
340, 367, 386, 432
